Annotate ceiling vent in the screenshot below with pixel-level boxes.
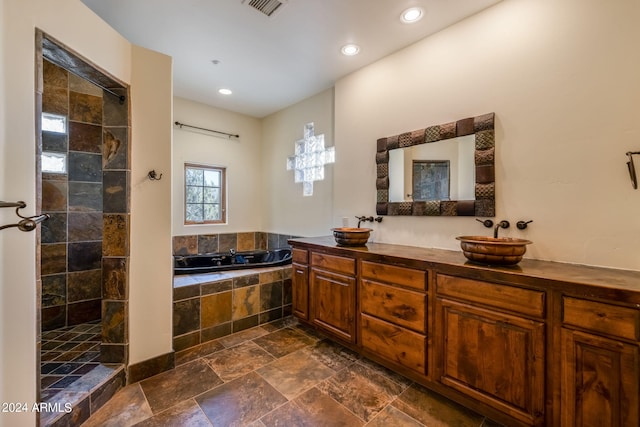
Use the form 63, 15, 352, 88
243, 0, 287, 17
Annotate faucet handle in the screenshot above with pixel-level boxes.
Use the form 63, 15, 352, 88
516, 220, 533, 230
476, 218, 494, 228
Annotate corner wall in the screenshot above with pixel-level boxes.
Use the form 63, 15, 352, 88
129, 45, 173, 365
261, 88, 335, 237
333, 0, 640, 270
172, 97, 262, 236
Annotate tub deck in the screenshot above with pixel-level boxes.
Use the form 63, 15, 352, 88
173, 265, 289, 289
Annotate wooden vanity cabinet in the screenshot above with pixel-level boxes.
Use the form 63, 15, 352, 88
309, 251, 357, 343
359, 260, 428, 375
289, 238, 640, 427
435, 274, 547, 427
560, 296, 640, 427
291, 249, 309, 320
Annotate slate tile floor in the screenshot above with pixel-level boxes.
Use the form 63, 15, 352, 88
41, 322, 102, 390
82, 317, 503, 426
40, 321, 124, 426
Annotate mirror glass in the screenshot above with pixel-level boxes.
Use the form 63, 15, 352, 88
376, 113, 495, 217
388, 135, 475, 202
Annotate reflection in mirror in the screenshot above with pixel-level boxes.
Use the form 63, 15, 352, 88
376, 113, 495, 217
388, 135, 475, 202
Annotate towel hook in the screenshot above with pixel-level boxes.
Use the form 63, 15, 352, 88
148, 170, 163, 181
626, 151, 639, 189
0, 200, 49, 232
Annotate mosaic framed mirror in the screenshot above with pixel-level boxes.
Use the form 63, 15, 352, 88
376, 113, 495, 216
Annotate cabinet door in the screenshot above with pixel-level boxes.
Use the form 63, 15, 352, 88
561, 328, 639, 427
310, 268, 356, 343
292, 263, 309, 321
437, 298, 545, 426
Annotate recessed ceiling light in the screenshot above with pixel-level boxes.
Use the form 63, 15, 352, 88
341, 44, 360, 56
401, 7, 423, 23
218, 88, 232, 95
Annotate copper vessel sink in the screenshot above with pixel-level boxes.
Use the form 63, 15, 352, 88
456, 235, 532, 266
331, 228, 372, 246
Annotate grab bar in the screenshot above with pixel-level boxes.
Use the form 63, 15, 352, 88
0, 200, 49, 232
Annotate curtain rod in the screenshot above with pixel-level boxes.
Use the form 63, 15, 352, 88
174, 121, 239, 139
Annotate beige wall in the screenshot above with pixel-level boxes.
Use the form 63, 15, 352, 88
333, 0, 640, 270
261, 88, 335, 236
172, 97, 262, 236
0, 1, 173, 424
129, 45, 173, 364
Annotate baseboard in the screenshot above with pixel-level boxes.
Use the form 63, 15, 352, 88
127, 351, 175, 384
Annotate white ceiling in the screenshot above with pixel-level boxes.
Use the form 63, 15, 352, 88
81, 0, 502, 118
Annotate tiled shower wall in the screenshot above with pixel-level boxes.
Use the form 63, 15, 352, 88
40, 58, 129, 348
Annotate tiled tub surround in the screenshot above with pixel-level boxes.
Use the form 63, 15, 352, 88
172, 232, 295, 353
172, 231, 294, 256
173, 266, 293, 353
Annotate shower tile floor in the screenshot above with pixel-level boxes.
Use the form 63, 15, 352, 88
81, 317, 503, 427
40, 321, 125, 427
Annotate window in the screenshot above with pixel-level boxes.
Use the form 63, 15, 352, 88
41, 113, 67, 174
41, 152, 67, 174
42, 113, 66, 133
184, 163, 226, 224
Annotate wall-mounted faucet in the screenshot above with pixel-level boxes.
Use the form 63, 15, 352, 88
494, 220, 510, 238
356, 216, 372, 228
355, 215, 383, 228
477, 217, 531, 237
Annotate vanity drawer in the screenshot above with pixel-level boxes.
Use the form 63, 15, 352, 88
311, 252, 355, 276
360, 279, 426, 333
292, 248, 308, 264
361, 313, 426, 375
361, 261, 426, 291
436, 274, 545, 319
563, 297, 640, 341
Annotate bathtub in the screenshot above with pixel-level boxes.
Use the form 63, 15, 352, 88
173, 248, 292, 275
